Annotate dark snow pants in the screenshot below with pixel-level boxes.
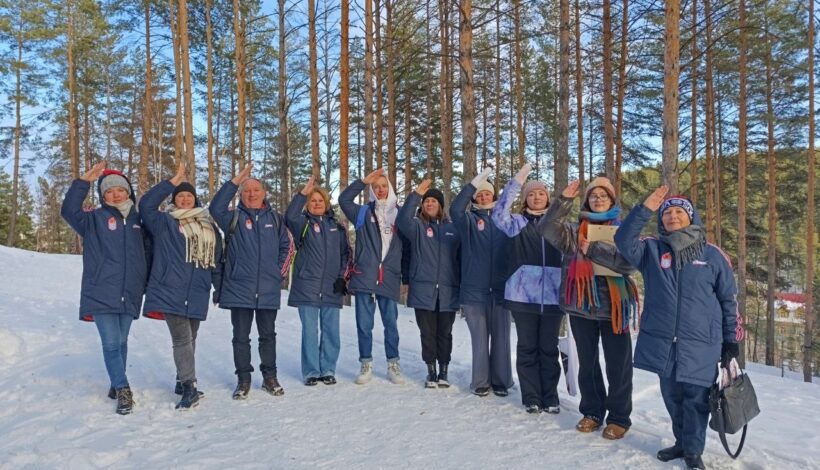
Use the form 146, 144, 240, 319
231, 308, 278, 382
414, 308, 456, 365
511, 310, 562, 408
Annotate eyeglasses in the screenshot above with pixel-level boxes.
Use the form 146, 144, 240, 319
588, 194, 611, 202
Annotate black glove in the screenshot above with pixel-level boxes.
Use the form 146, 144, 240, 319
333, 278, 347, 295
721, 342, 739, 369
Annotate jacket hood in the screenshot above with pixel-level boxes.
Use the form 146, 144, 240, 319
369, 178, 398, 207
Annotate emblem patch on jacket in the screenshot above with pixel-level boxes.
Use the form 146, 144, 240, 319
108, 217, 117, 231
477, 219, 485, 231
245, 219, 253, 230
313, 223, 321, 233
426, 227, 434, 238
661, 252, 672, 269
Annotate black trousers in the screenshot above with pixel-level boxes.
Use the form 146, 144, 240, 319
414, 309, 457, 364
511, 310, 563, 408
231, 308, 278, 382
570, 315, 633, 427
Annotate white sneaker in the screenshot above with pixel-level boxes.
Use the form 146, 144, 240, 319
355, 361, 373, 384
387, 361, 406, 385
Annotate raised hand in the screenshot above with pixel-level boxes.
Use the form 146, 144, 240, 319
471, 167, 493, 187
643, 185, 670, 212
231, 163, 252, 186
562, 180, 581, 199
514, 163, 533, 185
81, 161, 106, 182
300, 175, 316, 196
363, 168, 385, 185
170, 161, 186, 186
415, 179, 432, 196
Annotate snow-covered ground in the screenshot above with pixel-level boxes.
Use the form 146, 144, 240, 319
0, 245, 817, 469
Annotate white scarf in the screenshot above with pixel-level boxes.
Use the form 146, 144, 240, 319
369, 181, 399, 262
110, 200, 134, 219
167, 205, 217, 269
524, 207, 548, 216
472, 201, 496, 211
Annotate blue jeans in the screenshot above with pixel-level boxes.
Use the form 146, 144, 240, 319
355, 293, 400, 363
94, 313, 133, 389
298, 306, 341, 380
659, 366, 711, 455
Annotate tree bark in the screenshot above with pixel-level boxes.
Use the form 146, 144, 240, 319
574, 0, 584, 187
178, 0, 195, 181
139, 0, 152, 195
309, 0, 320, 181
169, 0, 183, 165
340, 0, 350, 190
805, 0, 816, 382
386, 0, 398, 187
67, 0, 79, 182
404, 100, 413, 194
513, 0, 524, 167
233, 0, 247, 166
602, 0, 614, 180
764, 11, 777, 367
556, 0, 570, 191
661, 0, 681, 192
614, 0, 628, 193
494, 0, 502, 185
460, 0, 476, 180
703, 0, 717, 243
737, 0, 749, 369
375, 0, 384, 169
364, 0, 374, 180
439, 0, 452, 200
8, 25, 23, 246
205, 0, 214, 198
690, 0, 698, 202
278, 0, 290, 206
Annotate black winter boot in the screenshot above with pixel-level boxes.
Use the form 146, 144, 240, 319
232, 381, 251, 400
115, 386, 134, 415
657, 444, 684, 462
176, 378, 205, 398
425, 363, 438, 388
437, 363, 450, 388
176, 381, 200, 410
684, 454, 705, 470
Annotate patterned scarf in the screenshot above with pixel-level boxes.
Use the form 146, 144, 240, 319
168, 205, 217, 269
565, 206, 639, 334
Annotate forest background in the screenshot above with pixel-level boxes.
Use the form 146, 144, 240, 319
0, 0, 817, 380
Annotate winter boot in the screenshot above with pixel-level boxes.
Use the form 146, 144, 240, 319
543, 405, 561, 414
320, 376, 337, 385
684, 454, 705, 470
304, 377, 319, 386
387, 361, 406, 384
232, 381, 251, 400
262, 376, 285, 396
437, 363, 450, 388
492, 386, 509, 397
115, 386, 134, 415
425, 363, 438, 388
108, 387, 116, 400
525, 404, 542, 414
656, 445, 685, 462
176, 378, 204, 398
176, 381, 200, 410
472, 387, 491, 397
355, 361, 373, 385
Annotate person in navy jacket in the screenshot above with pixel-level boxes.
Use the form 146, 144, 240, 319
492, 163, 564, 415
451, 168, 513, 397
139, 162, 221, 410
286, 176, 350, 386
339, 168, 406, 385
60, 161, 147, 415
210, 163, 294, 400
397, 179, 460, 388
614, 186, 742, 470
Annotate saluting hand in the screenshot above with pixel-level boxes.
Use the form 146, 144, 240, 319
232, 163, 252, 186
300, 175, 316, 196
415, 179, 432, 196
643, 185, 669, 212
514, 163, 533, 185
562, 180, 581, 199
81, 161, 106, 182
363, 168, 385, 185
170, 161, 186, 186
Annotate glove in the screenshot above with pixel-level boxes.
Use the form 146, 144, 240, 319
333, 277, 347, 295
471, 168, 493, 188
513, 163, 533, 185
720, 342, 739, 369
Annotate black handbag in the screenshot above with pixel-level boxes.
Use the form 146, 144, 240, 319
708, 369, 760, 459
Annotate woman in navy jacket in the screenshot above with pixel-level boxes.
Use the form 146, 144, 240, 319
139, 162, 221, 410
397, 179, 460, 388
614, 186, 742, 470
492, 163, 564, 415
286, 176, 350, 386
60, 161, 147, 415
451, 168, 513, 397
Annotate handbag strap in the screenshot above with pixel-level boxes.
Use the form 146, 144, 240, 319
713, 395, 748, 459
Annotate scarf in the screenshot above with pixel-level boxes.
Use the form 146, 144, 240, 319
109, 200, 134, 219
168, 205, 217, 269
660, 224, 706, 270
472, 201, 496, 211
370, 182, 398, 262
565, 206, 639, 334
524, 207, 547, 216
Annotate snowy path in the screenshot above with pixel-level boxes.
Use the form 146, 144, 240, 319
0, 246, 817, 469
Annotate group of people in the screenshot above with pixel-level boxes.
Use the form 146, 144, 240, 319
62, 160, 743, 470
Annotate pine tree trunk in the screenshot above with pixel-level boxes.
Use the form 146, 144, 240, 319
494, 0, 502, 185
661, 0, 681, 192
614, 0, 627, 193
67, 0, 79, 181
375, 0, 384, 169
690, 0, 698, 202
169, 0, 183, 165
233, 0, 246, 166
309, 0, 320, 181
340, 0, 350, 190
602, 0, 614, 180
439, 0, 452, 200
574, 0, 584, 187
178, 0, 195, 182
8, 29, 23, 247
139, 0, 152, 195
703, 0, 716, 243
278, 0, 289, 207
513, 0, 524, 167
386, 0, 398, 187
556, 0, 569, 190
764, 11, 777, 367
805, 0, 816, 382
460, 0, 476, 181
404, 100, 413, 195
737, 0, 748, 369
205, 0, 215, 198
322, 2, 334, 187
364, 0, 374, 180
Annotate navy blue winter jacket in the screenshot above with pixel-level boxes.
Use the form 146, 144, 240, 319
615, 204, 740, 388
450, 183, 509, 305
210, 181, 293, 310
61, 178, 148, 321
491, 180, 563, 315
139, 180, 222, 320
285, 193, 351, 308
339, 179, 404, 301
396, 192, 460, 312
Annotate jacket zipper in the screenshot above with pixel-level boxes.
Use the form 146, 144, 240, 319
255, 212, 261, 307
673, 262, 683, 343
540, 234, 546, 314
121, 213, 127, 309
319, 215, 326, 302
435, 220, 441, 295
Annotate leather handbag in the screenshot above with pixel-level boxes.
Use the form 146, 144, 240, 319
708, 365, 760, 459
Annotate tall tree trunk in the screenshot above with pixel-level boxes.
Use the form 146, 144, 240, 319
364, 0, 374, 180
233, 0, 247, 166
439, 0, 452, 200
178, 0, 195, 181
574, 0, 584, 187
278, 0, 289, 207
386, 0, 398, 187
375, 0, 384, 169
425, 0, 433, 176
339, 0, 350, 190
661, 0, 681, 192
494, 0, 502, 185
602, 0, 614, 180
322, 1, 335, 187
169, 0, 183, 164
67, 0, 79, 182
139, 0, 152, 195
513, 0, 524, 167
460, 0, 476, 180
737, 0, 749, 369
764, 11, 777, 366
805, 0, 816, 382
689, 0, 698, 202
613, 0, 628, 193
205, 0, 215, 198
8, 27, 23, 247
309, 0, 320, 180
556, 0, 570, 191
404, 100, 413, 194
703, 0, 717, 242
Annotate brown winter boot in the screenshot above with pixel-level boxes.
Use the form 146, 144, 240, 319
602, 423, 629, 440
576, 417, 602, 433
262, 376, 285, 396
